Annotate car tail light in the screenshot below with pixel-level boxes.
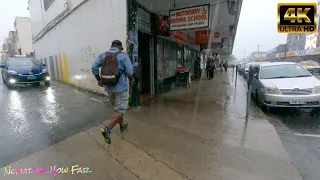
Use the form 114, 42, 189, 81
245, 69, 249, 72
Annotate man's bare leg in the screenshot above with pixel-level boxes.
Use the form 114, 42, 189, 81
118, 113, 124, 127
101, 112, 122, 144
106, 112, 123, 129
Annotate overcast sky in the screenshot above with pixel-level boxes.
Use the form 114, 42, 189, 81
0, 0, 317, 59
233, 0, 317, 59
0, 0, 29, 46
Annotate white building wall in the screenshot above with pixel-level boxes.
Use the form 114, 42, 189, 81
28, 0, 45, 37
29, 0, 127, 93
14, 17, 34, 55
29, 0, 70, 37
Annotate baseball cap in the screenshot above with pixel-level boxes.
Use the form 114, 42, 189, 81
111, 40, 123, 50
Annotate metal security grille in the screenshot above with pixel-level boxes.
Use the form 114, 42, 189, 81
43, 0, 54, 10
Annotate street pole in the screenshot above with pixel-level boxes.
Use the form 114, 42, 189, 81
257, 45, 260, 61
244, 51, 246, 61
235, 65, 238, 88
284, 44, 287, 62
246, 66, 254, 119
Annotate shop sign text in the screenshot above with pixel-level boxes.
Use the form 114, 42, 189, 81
170, 4, 209, 31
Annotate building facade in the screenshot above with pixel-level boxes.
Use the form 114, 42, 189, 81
28, 0, 242, 103
1, 31, 18, 59
7, 31, 18, 57
286, 34, 306, 52
1, 38, 9, 60
28, 0, 128, 94
14, 17, 34, 56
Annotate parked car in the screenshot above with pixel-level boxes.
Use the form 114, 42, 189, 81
245, 62, 267, 80
0, 57, 50, 88
250, 62, 320, 110
242, 63, 252, 79
238, 63, 247, 75
299, 60, 320, 74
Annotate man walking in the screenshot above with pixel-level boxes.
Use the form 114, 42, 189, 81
91, 40, 133, 144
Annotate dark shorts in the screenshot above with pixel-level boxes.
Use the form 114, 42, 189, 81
108, 91, 129, 113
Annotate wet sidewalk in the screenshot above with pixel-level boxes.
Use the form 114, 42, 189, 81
1, 70, 302, 180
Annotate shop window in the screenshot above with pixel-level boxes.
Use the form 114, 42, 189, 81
169, 42, 177, 77
163, 39, 170, 77
177, 47, 183, 65
157, 37, 179, 79
157, 38, 164, 79
184, 47, 194, 73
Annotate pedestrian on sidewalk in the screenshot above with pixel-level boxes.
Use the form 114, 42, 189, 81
223, 61, 228, 72
206, 58, 211, 79
219, 62, 223, 73
91, 40, 134, 144
194, 57, 201, 81
209, 59, 216, 80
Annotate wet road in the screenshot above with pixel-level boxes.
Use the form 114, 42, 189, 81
270, 73, 320, 180
238, 72, 320, 180
0, 76, 113, 167
0, 69, 319, 180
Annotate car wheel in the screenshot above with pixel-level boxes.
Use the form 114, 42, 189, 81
256, 90, 268, 112
44, 81, 50, 86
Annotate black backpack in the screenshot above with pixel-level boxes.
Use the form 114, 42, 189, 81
100, 51, 122, 86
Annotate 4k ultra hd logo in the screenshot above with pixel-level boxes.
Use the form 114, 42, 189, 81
278, 3, 317, 34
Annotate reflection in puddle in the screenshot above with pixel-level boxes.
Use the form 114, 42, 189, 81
269, 108, 320, 133
40, 87, 60, 125
8, 91, 29, 134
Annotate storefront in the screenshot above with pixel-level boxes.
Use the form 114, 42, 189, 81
127, 0, 200, 105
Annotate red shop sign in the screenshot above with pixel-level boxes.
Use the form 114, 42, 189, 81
195, 30, 211, 45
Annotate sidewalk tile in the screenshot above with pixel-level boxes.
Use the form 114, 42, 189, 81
87, 125, 187, 180
1, 132, 138, 180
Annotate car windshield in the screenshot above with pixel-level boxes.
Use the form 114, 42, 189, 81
7, 58, 41, 67
260, 64, 311, 79
245, 63, 251, 69
304, 61, 319, 66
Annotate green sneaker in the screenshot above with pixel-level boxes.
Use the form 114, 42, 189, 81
120, 123, 128, 133
100, 127, 111, 144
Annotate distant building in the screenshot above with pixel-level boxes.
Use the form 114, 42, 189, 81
7, 31, 18, 57
266, 47, 276, 58
286, 34, 306, 52
275, 44, 287, 54
14, 17, 34, 56
1, 37, 9, 60
1, 31, 18, 59
250, 51, 267, 60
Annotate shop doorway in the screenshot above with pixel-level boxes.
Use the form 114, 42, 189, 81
138, 31, 153, 103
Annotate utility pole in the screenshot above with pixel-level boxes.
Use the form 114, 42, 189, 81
284, 44, 287, 61
244, 51, 246, 61
257, 45, 260, 61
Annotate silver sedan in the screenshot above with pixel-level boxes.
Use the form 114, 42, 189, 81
251, 62, 320, 110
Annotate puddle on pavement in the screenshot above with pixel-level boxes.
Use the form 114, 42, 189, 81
267, 108, 320, 133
